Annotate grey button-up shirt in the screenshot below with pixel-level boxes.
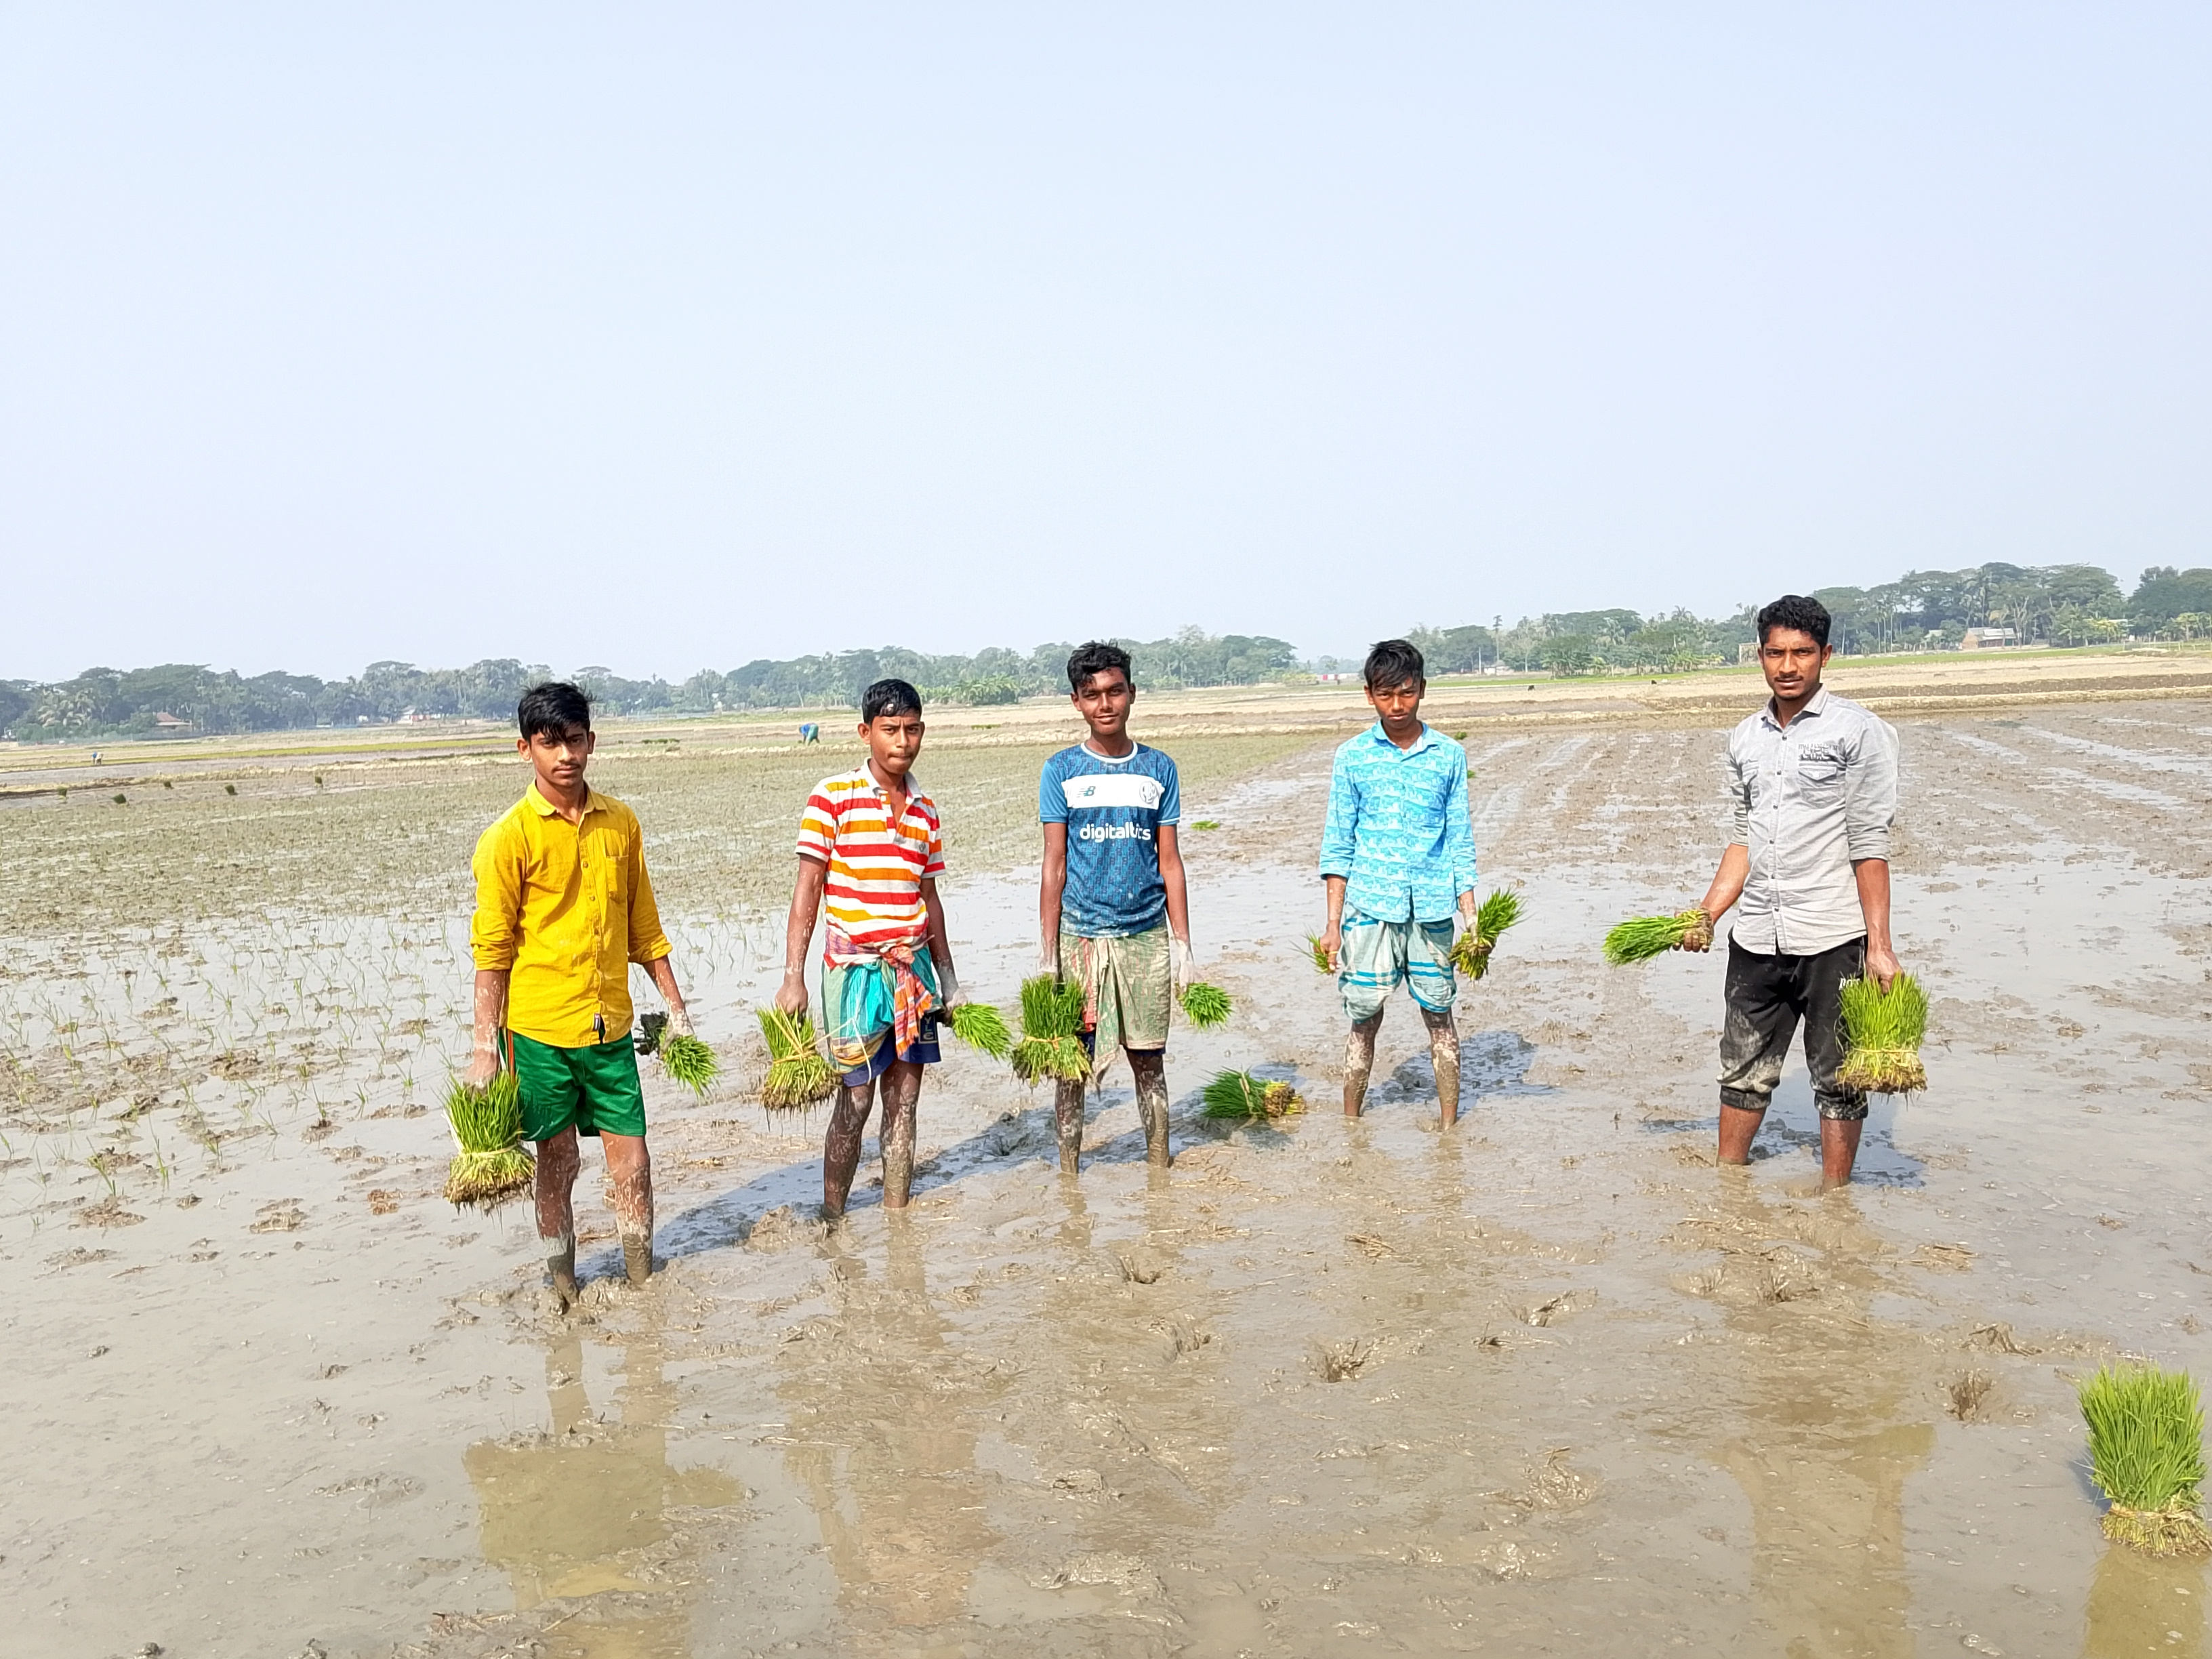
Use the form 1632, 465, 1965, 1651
1726, 686, 1898, 956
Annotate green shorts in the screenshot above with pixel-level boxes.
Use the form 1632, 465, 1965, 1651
510, 1030, 648, 1141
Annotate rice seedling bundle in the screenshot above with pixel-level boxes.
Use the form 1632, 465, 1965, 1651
758, 1008, 838, 1110
660, 1033, 720, 1096
1450, 888, 1523, 980
1602, 909, 1708, 966
946, 1000, 1012, 1061
2077, 1363, 2212, 1556
1011, 975, 1090, 1084
1836, 973, 1928, 1095
443, 1073, 534, 1209
1180, 982, 1233, 1029
1305, 935, 1333, 974
1200, 1070, 1305, 1122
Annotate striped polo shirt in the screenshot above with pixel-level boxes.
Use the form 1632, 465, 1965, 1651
795, 768, 946, 951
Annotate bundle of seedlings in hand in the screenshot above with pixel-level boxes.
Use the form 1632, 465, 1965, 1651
1180, 982, 1233, 1029
2077, 1362, 2212, 1557
660, 1032, 720, 1097
946, 1001, 1012, 1061
1200, 1069, 1305, 1122
1602, 909, 1708, 966
1305, 935, 1334, 975
758, 1008, 838, 1111
1835, 972, 1929, 1095
1450, 888, 1523, 979
1011, 975, 1091, 1084
443, 1072, 533, 1210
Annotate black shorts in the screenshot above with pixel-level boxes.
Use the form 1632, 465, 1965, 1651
1719, 937, 1868, 1122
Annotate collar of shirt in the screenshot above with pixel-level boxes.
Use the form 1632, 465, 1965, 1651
525, 781, 602, 821
1760, 683, 1831, 733
1364, 720, 1441, 757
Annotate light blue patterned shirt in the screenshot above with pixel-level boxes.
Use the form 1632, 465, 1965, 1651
1319, 723, 1478, 923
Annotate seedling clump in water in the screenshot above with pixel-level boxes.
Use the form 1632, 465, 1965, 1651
2077, 1362, 2212, 1557
1200, 1069, 1303, 1121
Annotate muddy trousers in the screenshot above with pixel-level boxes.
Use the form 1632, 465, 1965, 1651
1719, 937, 1868, 1122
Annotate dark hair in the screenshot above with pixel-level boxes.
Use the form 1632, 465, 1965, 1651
1363, 638, 1425, 690
1066, 640, 1133, 693
516, 681, 592, 741
860, 678, 924, 723
1756, 594, 1832, 649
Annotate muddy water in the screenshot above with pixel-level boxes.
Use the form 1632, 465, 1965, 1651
7, 699, 2212, 1658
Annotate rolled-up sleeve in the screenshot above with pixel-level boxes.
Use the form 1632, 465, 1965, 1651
469, 822, 522, 972
1843, 717, 1897, 862
1444, 752, 1478, 895
626, 831, 672, 964
1318, 749, 1359, 879
1727, 737, 1752, 848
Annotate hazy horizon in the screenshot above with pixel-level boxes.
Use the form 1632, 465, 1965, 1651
4, 5, 2207, 683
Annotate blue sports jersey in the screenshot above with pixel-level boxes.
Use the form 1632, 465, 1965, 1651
1039, 742, 1182, 937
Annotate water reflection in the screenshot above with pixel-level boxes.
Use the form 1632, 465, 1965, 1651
778, 1217, 1002, 1631
2085, 1542, 2206, 1658
1708, 1178, 1934, 1658
464, 1321, 736, 1658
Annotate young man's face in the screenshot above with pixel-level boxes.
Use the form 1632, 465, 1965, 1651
1071, 668, 1134, 741
859, 708, 926, 779
519, 722, 594, 792
1758, 628, 1833, 703
1366, 676, 1425, 735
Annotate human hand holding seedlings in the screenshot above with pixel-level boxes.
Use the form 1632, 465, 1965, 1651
776, 852, 827, 1018
1320, 874, 1347, 971
644, 956, 693, 1036
1171, 937, 1197, 996
1677, 909, 1715, 953
1683, 844, 1749, 951
1855, 856, 1899, 991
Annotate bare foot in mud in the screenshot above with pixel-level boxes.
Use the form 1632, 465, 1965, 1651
622, 1235, 652, 1287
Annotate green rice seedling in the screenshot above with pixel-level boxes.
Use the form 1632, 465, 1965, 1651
1200, 1070, 1305, 1122
1305, 935, 1334, 974
1450, 888, 1523, 979
1011, 975, 1090, 1084
946, 1001, 1012, 1061
1192, 819, 1221, 831
1180, 983, 1233, 1029
2077, 1363, 2212, 1557
1837, 973, 1929, 1094
1602, 909, 1708, 966
660, 1033, 720, 1096
443, 1072, 534, 1210
758, 1008, 838, 1110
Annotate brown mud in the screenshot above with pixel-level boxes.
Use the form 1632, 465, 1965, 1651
5, 691, 2211, 1657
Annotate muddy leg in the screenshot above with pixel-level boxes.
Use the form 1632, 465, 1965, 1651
534, 1126, 581, 1305
1054, 1078, 1086, 1174
1422, 1006, 1460, 1128
604, 1132, 653, 1285
1343, 1011, 1382, 1118
1718, 1103, 1764, 1165
879, 1061, 922, 1209
1128, 1049, 1172, 1166
822, 1077, 876, 1218
1820, 1118, 1864, 1189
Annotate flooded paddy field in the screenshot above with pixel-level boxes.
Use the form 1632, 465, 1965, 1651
5, 692, 2211, 1658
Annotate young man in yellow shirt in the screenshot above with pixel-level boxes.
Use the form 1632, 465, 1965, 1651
469, 682, 695, 1303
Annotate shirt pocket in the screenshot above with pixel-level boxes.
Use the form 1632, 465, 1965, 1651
1795, 748, 1846, 806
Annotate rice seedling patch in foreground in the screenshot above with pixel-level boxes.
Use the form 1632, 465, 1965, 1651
2078, 1362, 2212, 1557
1200, 1070, 1304, 1122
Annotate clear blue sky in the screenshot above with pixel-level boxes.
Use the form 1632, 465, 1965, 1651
3, 4, 2205, 682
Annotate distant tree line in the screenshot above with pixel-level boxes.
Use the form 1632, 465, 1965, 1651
5, 563, 2206, 737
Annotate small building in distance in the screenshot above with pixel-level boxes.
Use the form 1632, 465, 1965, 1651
1960, 627, 2020, 650
151, 711, 192, 732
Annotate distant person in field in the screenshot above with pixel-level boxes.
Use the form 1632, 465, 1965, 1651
1038, 640, 1194, 1172
777, 678, 966, 1216
1679, 593, 1901, 1187
1317, 639, 1481, 1126
468, 681, 696, 1303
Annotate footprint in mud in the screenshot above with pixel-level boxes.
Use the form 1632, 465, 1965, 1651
1374, 1029, 1547, 1106
1315, 1338, 1374, 1381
